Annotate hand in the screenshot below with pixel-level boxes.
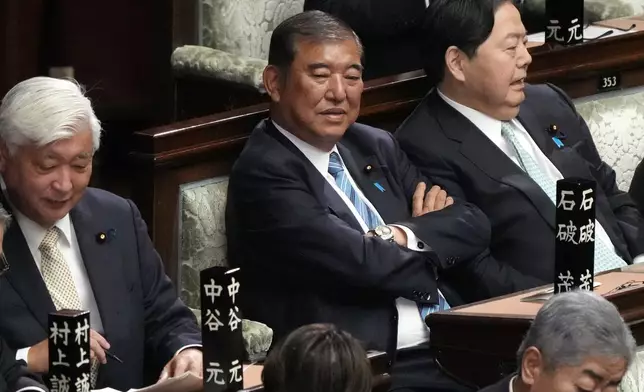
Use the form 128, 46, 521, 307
412, 183, 454, 217
158, 348, 203, 382
27, 329, 111, 373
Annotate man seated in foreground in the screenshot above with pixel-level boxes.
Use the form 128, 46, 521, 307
0, 76, 201, 390
226, 9, 492, 392
480, 290, 636, 392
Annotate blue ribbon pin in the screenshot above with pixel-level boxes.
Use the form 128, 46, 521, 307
374, 182, 385, 192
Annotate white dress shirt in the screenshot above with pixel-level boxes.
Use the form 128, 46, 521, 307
437, 89, 632, 263
274, 122, 431, 349
16, 387, 46, 392
509, 375, 517, 392
9, 207, 105, 364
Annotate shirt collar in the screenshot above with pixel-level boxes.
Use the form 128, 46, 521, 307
437, 88, 504, 141
272, 120, 340, 178
0, 177, 73, 249
509, 375, 517, 392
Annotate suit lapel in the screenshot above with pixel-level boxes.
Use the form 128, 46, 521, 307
3, 220, 55, 331
429, 91, 556, 229
264, 120, 364, 231
69, 199, 127, 342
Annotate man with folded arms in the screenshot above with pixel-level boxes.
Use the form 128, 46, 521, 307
396, 0, 644, 301
226, 10, 492, 392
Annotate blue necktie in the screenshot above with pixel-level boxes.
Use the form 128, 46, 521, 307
328, 151, 450, 319
500, 122, 626, 272
328, 152, 384, 230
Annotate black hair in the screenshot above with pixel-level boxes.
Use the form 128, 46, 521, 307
422, 0, 514, 86
262, 324, 372, 392
268, 10, 363, 71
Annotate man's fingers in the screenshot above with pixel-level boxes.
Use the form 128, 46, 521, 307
90, 338, 107, 364
172, 357, 189, 378
445, 196, 454, 207
158, 366, 171, 382
412, 182, 427, 217
186, 359, 202, 378
435, 189, 447, 210
90, 330, 111, 350
423, 185, 440, 213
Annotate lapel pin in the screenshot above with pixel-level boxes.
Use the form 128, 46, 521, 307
364, 164, 373, 173
552, 136, 564, 148
96, 229, 117, 244
373, 182, 386, 192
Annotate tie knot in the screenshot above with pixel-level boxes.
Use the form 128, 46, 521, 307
328, 151, 344, 176
500, 122, 517, 139
40, 227, 61, 251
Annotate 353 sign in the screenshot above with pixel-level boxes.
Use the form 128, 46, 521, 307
598, 73, 621, 92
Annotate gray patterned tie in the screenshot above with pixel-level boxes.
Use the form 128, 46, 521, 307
40, 227, 99, 386
500, 122, 627, 272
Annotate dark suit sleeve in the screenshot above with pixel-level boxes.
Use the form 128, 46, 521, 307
547, 83, 644, 258
230, 162, 455, 305
303, 0, 426, 38
127, 200, 201, 367
382, 132, 492, 272
0, 338, 47, 392
397, 136, 547, 300
630, 159, 644, 215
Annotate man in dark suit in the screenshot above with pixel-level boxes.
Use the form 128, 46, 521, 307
479, 291, 635, 392
0, 77, 202, 391
303, 0, 427, 80
396, 0, 644, 301
226, 10, 491, 392
0, 206, 49, 392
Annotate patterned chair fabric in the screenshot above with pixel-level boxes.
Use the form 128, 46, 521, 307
172, 0, 305, 89
179, 177, 273, 358
575, 86, 644, 191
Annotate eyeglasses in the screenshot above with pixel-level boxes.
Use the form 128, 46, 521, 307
0, 253, 8, 278
606, 280, 644, 295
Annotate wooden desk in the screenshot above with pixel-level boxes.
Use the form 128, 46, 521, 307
427, 269, 644, 389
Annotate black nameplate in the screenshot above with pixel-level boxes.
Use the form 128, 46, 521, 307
201, 266, 244, 392
554, 178, 596, 294
48, 309, 91, 391
545, 0, 584, 46
598, 72, 622, 92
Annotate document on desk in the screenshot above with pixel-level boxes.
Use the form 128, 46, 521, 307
93, 372, 202, 392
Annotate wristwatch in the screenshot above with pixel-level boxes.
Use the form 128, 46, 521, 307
372, 225, 395, 243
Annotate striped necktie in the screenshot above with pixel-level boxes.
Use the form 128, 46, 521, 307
500, 121, 627, 272
328, 151, 450, 319
40, 227, 100, 387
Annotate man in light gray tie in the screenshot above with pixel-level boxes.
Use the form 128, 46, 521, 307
396, 0, 644, 300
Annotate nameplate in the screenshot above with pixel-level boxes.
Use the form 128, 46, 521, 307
598, 72, 622, 92
554, 178, 596, 294
201, 266, 244, 392
545, 0, 584, 45
48, 309, 91, 391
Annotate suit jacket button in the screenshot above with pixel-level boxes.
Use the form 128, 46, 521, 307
417, 241, 424, 249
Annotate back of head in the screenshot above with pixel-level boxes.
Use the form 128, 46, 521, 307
262, 324, 372, 392
0, 77, 101, 154
267, 10, 362, 72
422, 0, 512, 86
518, 290, 636, 372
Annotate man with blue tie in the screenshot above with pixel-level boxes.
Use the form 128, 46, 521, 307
226, 10, 491, 392
395, 0, 644, 300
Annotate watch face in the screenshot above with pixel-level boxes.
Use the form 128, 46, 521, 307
375, 225, 392, 238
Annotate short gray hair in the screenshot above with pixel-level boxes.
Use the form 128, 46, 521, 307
0, 205, 11, 230
0, 77, 101, 154
518, 290, 636, 372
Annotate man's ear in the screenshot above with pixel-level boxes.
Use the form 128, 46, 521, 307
444, 46, 467, 83
521, 347, 544, 386
263, 65, 284, 103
